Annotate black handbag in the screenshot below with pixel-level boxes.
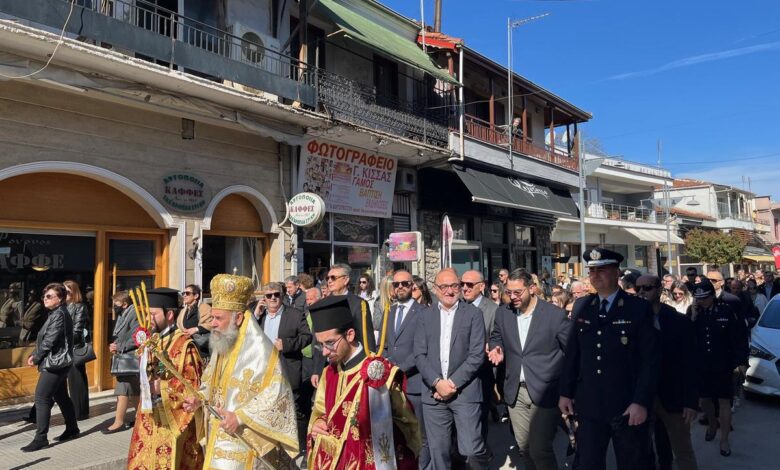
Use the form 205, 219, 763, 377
42, 310, 73, 371
73, 342, 96, 366
110, 351, 140, 377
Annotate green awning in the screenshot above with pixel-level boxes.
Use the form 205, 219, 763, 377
315, 0, 459, 84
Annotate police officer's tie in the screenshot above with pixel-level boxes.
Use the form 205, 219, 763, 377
598, 298, 609, 324
395, 304, 405, 337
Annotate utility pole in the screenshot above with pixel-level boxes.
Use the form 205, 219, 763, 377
659, 139, 673, 275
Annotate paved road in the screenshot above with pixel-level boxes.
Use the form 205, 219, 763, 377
0, 391, 777, 469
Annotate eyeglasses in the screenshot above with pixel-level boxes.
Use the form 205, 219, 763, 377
43, 293, 59, 300
490, 289, 499, 293
182, 291, 194, 296
327, 274, 347, 282
313, 335, 344, 352
392, 280, 413, 289
673, 291, 685, 297
636, 285, 658, 292
506, 288, 526, 297
264, 292, 282, 299
359, 280, 368, 284
460, 281, 483, 289
435, 283, 461, 292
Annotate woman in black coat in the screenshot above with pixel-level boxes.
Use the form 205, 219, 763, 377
21, 283, 79, 452
64, 280, 90, 420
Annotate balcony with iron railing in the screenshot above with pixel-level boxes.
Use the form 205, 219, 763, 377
585, 201, 660, 224
1, 0, 317, 106
717, 201, 752, 222
451, 114, 579, 172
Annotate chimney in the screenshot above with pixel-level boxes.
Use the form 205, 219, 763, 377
434, 0, 442, 32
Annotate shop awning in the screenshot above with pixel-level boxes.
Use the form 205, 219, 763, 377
743, 255, 775, 263
623, 227, 684, 244
454, 166, 578, 218
315, 0, 458, 84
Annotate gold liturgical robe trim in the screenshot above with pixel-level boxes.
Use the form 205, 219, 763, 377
202, 312, 299, 470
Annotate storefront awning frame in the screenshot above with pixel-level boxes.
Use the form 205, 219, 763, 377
623, 227, 684, 245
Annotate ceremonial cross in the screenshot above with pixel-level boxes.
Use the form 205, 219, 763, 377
229, 368, 262, 403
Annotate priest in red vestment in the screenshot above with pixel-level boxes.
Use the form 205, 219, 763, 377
126, 288, 204, 470
307, 296, 420, 470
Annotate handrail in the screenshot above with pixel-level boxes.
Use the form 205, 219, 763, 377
585, 201, 658, 223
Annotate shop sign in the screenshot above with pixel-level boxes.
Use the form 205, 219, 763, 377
773, 245, 780, 270
162, 173, 208, 212
298, 139, 398, 219
508, 178, 550, 199
288, 192, 326, 227
388, 232, 422, 262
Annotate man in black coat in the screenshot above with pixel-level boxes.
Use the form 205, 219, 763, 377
636, 275, 699, 470
384, 269, 429, 468
283, 275, 307, 311
488, 270, 570, 470
559, 248, 661, 470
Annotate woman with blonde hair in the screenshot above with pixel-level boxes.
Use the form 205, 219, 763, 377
665, 280, 693, 314
64, 280, 90, 420
372, 275, 395, 333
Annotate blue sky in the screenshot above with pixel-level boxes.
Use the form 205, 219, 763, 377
381, 0, 780, 199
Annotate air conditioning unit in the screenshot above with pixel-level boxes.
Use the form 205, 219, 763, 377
395, 167, 417, 194
227, 23, 282, 74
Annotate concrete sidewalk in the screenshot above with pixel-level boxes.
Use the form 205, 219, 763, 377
0, 391, 131, 470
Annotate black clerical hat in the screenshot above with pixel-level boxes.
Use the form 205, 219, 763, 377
309, 295, 354, 332
583, 247, 624, 267
146, 287, 180, 310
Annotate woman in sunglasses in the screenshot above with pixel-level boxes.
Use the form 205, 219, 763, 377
489, 282, 504, 305
412, 276, 433, 307
22, 283, 79, 452
354, 274, 377, 304
664, 280, 693, 314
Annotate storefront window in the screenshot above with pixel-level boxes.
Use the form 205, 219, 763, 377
448, 216, 470, 241
634, 245, 648, 269
452, 241, 482, 275
109, 239, 155, 270
333, 215, 378, 244
514, 225, 535, 247
202, 235, 262, 295
302, 217, 330, 242
0, 231, 95, 368
482, 221, 507, 245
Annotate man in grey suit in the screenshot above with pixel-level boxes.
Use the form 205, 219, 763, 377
414, 268, 490, 470
385, 270, 429, 469
488, 270, 570, 470
461, 269, 498, 435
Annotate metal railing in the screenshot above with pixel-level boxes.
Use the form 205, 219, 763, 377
717, 202, 752, 222
316, 69, 453, 147
453, 114, 579, 172
70, 0, 315, 86
586, 201, 658, 223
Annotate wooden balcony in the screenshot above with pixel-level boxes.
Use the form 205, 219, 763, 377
454, 114, 579, 172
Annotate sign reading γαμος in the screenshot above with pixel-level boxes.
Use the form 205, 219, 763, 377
288, 192, 326, 227
162, 173, 208, 212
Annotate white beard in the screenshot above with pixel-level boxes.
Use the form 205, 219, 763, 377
209, 321, 239, 356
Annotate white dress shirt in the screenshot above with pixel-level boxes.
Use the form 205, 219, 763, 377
439, 301, 459, 379
395, 298, 415, 329
516, 298, 537, 383
471, 294, 484, 308
262, 306, 284, 343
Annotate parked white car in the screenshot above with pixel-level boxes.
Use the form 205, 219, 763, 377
744, 295, 780, 397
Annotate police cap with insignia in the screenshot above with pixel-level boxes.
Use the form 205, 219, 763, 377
146, 287, 180, 310
583, 247, 624, 267
308, 295, 354, 333
621, 268, 642, 285
692, 278, 715, 298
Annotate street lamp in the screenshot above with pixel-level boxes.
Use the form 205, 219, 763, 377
507, 13, 549, 170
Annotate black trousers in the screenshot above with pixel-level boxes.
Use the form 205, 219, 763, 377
574, 417, 652, 470
34, 368, 78, 441
67, 363, 90, 420
652, 414, 673, 470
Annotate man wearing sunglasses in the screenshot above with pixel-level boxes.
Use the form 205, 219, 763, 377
635, 275, 699, 470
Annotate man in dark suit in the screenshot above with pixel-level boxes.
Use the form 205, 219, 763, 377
488, 270, 570, 470
414, 268, 489, 470
384, 269, 429, 468
636, 275, 699, 470
559, 248, 661, 470
310, 264, 376, 389
253, 281, 312, 449
283, 275, 307, 311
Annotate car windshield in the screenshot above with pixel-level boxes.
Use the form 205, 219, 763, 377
758, 301, 780, 329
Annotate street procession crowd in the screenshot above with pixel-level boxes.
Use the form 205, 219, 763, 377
18, 248, 778, 470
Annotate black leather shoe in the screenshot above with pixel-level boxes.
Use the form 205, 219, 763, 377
55, 428, 80, 442
21, 439, 49, 452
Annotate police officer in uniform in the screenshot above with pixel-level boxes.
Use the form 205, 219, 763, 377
688, 279, 742, 457
559, 248, 661, 470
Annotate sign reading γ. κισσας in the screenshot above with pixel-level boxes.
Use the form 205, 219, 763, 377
162, 173, 208, 212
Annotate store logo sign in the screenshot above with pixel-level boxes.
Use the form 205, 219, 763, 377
162, 173, 208, 212
288, 192, 326, 227
508, 178, 549, 198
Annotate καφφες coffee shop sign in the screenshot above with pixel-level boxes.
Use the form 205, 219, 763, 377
162, 173, 209, 212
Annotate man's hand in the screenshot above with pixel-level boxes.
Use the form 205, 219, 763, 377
27, 355, 34, 367
622, 403, 648, 426
274, 339, 284, 352
682, 407, 697, 425
182, 396, 201, 412
183, 327, 199, 337
310, 418, 329, 437
216, 407, 240, 435
487, 346, 504, 366
435, 379, 457, 400
559, 396, 575, 417
311, 374, 319, 388
109, 342, 117, 354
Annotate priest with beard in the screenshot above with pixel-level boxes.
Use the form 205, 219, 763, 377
307, 295, 420, 469
182, 273, 299, 469
127, 288, 204, 470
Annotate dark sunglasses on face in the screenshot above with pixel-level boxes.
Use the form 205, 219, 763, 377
182, 291, 194, 296
490, 289, 499, 293
43, 293, 59, 300
460, 281, 482, 289
392, 281, 413, 289
359, 280, 368, 284
264, 292, 281, 299
327, 274, 346, 282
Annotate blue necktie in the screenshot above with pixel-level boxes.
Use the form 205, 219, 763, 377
395, 305, 405, 336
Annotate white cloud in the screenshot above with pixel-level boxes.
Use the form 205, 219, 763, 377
677, 164, 780, 200
609, 41, 780, 80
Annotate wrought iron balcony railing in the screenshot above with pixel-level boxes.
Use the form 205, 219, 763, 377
586, 201, 659, 223
316, 69, 452, 147
717, 202, 752, 222
452, 114, 579, 172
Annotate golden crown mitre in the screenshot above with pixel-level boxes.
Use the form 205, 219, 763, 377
210, 273, 254, 312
